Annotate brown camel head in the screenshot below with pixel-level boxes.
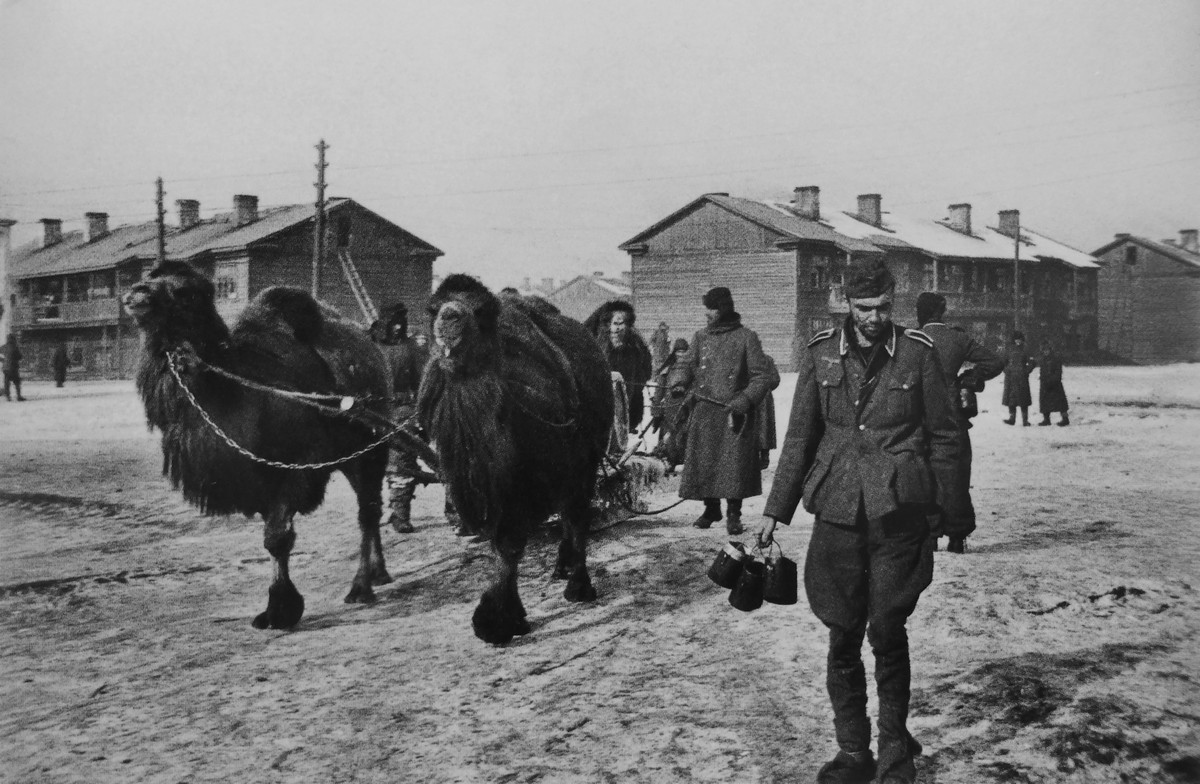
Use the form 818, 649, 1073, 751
123, 262, 217, 330
427, 274, 501, 370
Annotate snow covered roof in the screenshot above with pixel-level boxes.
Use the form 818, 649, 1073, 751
621, 191, 1097, 269
1091, 235, 1200, 270
11, 198, 442, 279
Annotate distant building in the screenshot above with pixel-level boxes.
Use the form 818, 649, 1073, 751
620, 187, 1099, 369
1093, 229, 1200, 364
545, 272, 632, 323
8, 195, 441, 379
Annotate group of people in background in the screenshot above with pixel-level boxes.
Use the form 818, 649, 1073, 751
1002, 330, 1070, 427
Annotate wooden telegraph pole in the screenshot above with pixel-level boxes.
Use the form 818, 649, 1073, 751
155, 177, 167, 265
312, 139, 329, 298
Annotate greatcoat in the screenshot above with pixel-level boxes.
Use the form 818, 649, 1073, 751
675, 314, 773, 500
1038, 350, 1069, 413
1002, 345, 1037, 408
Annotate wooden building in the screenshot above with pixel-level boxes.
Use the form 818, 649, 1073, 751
545, 272, 632, 323
621, 187, 1099, 370
8, 196, 441, 380
1093, 229, 1200, 364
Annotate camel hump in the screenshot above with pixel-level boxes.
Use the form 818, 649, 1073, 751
244, 287, 325, 344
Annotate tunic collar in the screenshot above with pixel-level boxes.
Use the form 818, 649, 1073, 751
839, 318, 897, 357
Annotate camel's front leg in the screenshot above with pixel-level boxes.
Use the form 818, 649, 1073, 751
472, 529, 531, 645
252, 507, 305, 629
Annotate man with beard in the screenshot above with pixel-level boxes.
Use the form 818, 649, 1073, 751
586, 301, 652, 434
675, 286, 773, 535
916, 292, 1006, 554
756, 259, 960, 784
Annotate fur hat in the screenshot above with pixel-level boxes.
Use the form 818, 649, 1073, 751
671, 338, 689, 353
844, 257, 895, 298
701, 286, 734, 314
916, 292, 946, 326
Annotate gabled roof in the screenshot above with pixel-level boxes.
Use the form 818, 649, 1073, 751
10, 198, 442, 280
550, 275, 632, 298
1091, 234, 1200, 270
619, 192, 1096, 268
618, 193, 881, 255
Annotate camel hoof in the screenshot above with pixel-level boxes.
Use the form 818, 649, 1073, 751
344, 582, 377, 604
370, 569, 393, 586
471, 594, 527, 645
257, 580, 305, 629
564, 570, 597, 603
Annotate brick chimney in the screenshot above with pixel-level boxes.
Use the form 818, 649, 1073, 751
177, 199, 200, 230
997, 209, 1020, 238
541, 277, 555, 291
1179, 229, 1198, 254
85, 212, 109, 242
793, 186, 820, 220
233, 194, 258, 226
857, 194, 882, 227
40, 218, 63, 248
947, 203, 972, 235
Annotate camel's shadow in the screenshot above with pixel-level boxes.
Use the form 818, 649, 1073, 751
299, 516, 719, 642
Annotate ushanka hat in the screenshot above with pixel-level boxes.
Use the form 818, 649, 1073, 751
702, 286, 735, 314
843, 257, 895, 298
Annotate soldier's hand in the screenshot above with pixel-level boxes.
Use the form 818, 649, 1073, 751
726, 396, 752, 415
756, 517, 778, 548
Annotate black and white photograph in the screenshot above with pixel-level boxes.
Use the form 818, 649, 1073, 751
1, 1, 1198, 782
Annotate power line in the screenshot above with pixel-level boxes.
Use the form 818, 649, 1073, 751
3, 80, 1196, 199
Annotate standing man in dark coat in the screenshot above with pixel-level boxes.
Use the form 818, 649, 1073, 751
52, 342, 70, 388
372, 304, 426, 534
675, 286, 773, 535
3, 334, 26, 402
916, 292, 1006, 554
1037, 339, 1070, 427
649, 321, 671, 375
1002, 331, 1037, 426
585, 301, 652, 433
756, 259, 960, 784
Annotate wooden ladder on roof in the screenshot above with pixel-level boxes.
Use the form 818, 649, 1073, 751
336, 247, 379, 325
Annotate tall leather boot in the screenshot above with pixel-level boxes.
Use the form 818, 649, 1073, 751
1020, 406, 1030, 426
385, 475, 416, 534
1058, 413, 1070, 427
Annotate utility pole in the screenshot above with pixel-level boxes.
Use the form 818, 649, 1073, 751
312, 139, 328, 299
155, 177, 167, 265
1012, 213, 1021, 334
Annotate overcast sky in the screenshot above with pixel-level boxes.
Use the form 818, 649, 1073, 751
1, 0, 1197, 288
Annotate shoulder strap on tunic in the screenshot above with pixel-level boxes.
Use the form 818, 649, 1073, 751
903, 328, 934, 348
807, 327, 837, 347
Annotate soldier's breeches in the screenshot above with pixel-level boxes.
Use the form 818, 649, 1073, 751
946, 427, 977, 538
805, 505, 933, 760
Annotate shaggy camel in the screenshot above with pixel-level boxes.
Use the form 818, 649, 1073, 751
123, 261, 396, 630
417, 275, 613, 644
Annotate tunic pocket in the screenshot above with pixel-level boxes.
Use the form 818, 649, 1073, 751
801, 458, 833, 513
817, 364, 845, 422
884, 373, 919, 422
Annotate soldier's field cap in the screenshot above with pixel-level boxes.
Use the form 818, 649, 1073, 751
844, 257, 895, 298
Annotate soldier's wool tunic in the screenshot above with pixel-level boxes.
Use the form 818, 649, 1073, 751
675, 314, 773, 500
765, 322, 961, 526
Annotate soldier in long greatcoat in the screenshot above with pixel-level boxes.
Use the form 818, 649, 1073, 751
1002, 331, 1037, 425
673, 286, 773, 535
1037, 340, 1070, 427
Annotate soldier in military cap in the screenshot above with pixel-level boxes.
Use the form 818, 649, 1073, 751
371, 303, 426, 534
756, 258, 960, 784
916, 292, 1006, 554
673, 286, 774, 535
